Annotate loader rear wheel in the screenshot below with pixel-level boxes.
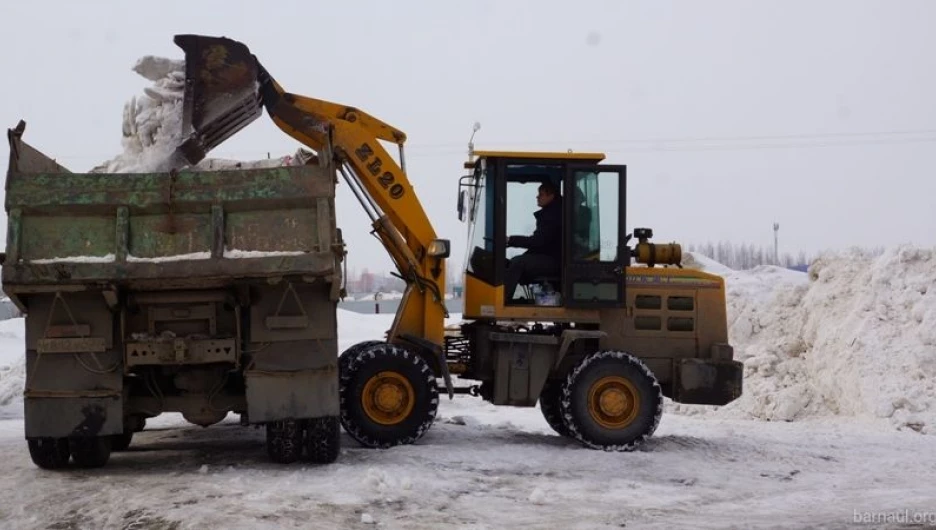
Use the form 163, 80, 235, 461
304, 416, 340, 464
340, 343, 438, 448
266, 420, 303, 464
560, 351, 662, 451
538, 379, 570, 437
69, 436, 112, 468
27, 438, 71, 469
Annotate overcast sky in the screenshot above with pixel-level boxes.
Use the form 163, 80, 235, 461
2, 1, 934, 277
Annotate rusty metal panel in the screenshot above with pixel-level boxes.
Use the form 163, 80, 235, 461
265, 315, 309, 330
4, 252, 337, 288
125, 338, 236, 366
6, 166, 334, 211
8, 129, 70, 174
5, 208, 22, 263
24, 293, 114, 350
245, 366, 339, 423
247, 339, 337, 372
3, 132, 340, 295
37, 337, 107, 353
45, 324, 91, 337
20, 215, 115, 262
250, 282, 337, 343
129, 213, 212, 258
226, 208, 319, 253
24, 349, 122, 395
25, 397, 122, 438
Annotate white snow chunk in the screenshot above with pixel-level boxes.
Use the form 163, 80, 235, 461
127, 252, 212, 263
133, 56, 185, 82
223, 249, 307, 259
528, 487, 547, 504
30, 254, 116, 264
360, 513, 375, 524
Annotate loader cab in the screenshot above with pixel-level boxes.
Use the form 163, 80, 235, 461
458, 151, 628, 319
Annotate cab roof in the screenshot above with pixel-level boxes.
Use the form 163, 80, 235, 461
464, 150, 606, 169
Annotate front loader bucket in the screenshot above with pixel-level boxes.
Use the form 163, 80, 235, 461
173, 34, 263, 164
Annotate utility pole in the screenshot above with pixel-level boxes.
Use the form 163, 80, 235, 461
773, 222, 780, 265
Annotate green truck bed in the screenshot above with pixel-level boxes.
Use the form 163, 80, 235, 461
2, 122, 342, 308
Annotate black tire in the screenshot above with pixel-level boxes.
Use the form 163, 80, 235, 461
560, 351, 663, 451
539, 379, 571, 437
110, 432, 133, 452
340, 343, 438, 448
70, 436, 112, 468
266, 420, 303, 464
27, 438, 70, 469
304, 416, 340, 464
339, 340, 384, 375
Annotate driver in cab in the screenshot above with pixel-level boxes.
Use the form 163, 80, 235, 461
504, 181, 562, 302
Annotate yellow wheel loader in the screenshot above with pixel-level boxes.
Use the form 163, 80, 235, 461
172, 34, 743, 451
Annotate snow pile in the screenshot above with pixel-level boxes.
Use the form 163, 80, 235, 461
799, 246, 936, 432
92, 56, 188, 173
677, 247, 936, 434
0, 319, 25, 416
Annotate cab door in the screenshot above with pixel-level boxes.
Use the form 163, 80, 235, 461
562, 165, 627, 308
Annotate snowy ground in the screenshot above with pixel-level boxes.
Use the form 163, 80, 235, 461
1, 303, 935, 529
1, 401, 934, 529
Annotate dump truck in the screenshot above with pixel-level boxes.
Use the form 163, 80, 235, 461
2, 121, 344, 469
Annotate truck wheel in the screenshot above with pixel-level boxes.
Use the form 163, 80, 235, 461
70, 436, 112, 468
304, 416, 340, 464
340, 343, 438, 448
560, 351, 663, 451
112, 415, 146, 451
27, 438, 71, 469
538, 379, 570, 437
266, 420, 303, 464
339, 340, 384, 375
111, 432, 133, 452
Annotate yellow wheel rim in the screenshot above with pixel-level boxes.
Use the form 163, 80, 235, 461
587, 376, 640, 429
361, 371, 415, 426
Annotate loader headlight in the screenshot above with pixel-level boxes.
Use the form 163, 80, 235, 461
427, 239, 451, 258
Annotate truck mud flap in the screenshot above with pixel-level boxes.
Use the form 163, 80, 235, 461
25, 396, 122, 439
244, 367, 338, 423
672, 358, 743, 406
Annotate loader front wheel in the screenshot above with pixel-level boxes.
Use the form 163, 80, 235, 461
560, 351, 663, 451
339, 340, 384, 375
27, 438, 71, 469
340, 343, 438, 448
